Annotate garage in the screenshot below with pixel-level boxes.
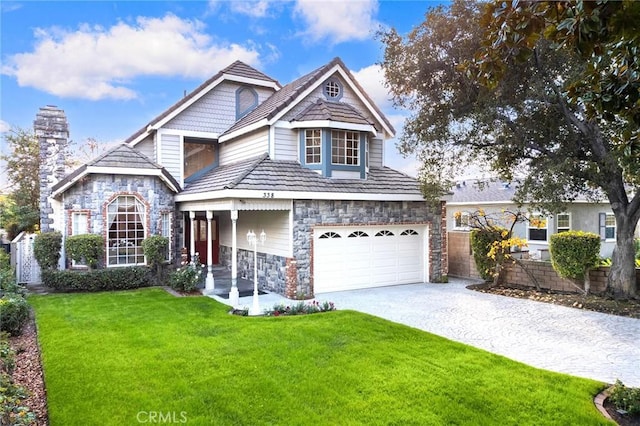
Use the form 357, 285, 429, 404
313, 225, 428, 293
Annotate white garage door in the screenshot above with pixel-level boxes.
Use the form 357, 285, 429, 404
313, 225, 427, 293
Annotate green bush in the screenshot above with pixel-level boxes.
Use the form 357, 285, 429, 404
0, 248, 9, 271
142, 235, 168, 283
0, 295, 30, 336
168, 262, 203, 293
470, 228, 504, 281
34, 232, 62, 270
66, 234, 104, 270
609, 380, 640, 415
549, 231, 600, 280
42, 267, 153, 292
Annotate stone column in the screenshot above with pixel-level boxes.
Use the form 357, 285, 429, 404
34, 106, 69, 233
205, 210, 214, 293
229, 210, 239, 306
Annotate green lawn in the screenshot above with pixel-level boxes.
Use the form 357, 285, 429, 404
30, 288, 612, 425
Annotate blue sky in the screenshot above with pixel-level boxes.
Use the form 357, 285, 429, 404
1, 0, 444, 190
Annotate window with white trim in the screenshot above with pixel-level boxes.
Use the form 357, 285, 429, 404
331, 130, 359, 165
107, 195, 146, 266
527, 213, 548, 242
161, 212, 172, 262
454, 211, 470, 229
556, 213, 571, 233
605, 213, 616, 240
236, 86, 258, 119
72, 212, 88, 235
324, 80, 342, 99
305, 129, 322, 164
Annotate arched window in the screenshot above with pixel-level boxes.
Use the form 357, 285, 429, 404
348, 231, 369, 238
236, 86, 258, 119
106, 195, 146, 266
401, 229, 419, 236
375, 230, 394, 236
319, 231, 341, 239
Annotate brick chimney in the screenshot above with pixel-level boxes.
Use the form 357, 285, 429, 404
34, 106, 69, 232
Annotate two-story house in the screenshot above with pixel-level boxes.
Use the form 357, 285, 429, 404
43, 57, 446, 301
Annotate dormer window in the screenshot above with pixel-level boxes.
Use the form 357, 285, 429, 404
323, 79, 342, 100
236, 86, 258, 119
305, 129, 322, 164
331, 130, 359, 165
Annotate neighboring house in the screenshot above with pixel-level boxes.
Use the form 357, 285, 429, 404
447, 179, 625, 259
40, 58, 446, 299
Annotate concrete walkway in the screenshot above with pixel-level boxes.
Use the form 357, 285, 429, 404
211, 278, 640, 387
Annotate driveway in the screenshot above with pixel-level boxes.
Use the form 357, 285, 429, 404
218, 277, 640, 387
308, 278, 640, 387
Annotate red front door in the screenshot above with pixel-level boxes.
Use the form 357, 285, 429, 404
192, 216, 219, 265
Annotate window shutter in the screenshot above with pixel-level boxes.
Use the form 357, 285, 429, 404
599, 213, 607, 240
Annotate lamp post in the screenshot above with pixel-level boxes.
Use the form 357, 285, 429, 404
247, 229, 266, 315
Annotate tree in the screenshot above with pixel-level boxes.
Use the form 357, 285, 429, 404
378, 0, 639, 298
0, 128, 40, 236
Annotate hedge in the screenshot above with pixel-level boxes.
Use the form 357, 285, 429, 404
549, 231, 600, 280
42, 266, 153, 292
0, 295, 30, 336
34, 232, 62, 270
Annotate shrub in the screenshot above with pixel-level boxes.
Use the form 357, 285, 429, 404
550, 231, 600, 294
0, 248, 9, 271
33, 232, 62, 270
168, 261, 203, 293
609, 380, 640, 415
42, 267, 152, 292
0, 295, 30, 336
470, 228, 504, 281
66, 234, 104, 270
0, 333, 36, 425
142, 235, 169, 283
264, 300, 336, 316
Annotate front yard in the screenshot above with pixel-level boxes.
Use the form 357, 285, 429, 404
30, 289, 611, 425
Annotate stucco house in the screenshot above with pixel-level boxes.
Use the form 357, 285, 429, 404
447, 179, 626, 260
40, 58, 446, 301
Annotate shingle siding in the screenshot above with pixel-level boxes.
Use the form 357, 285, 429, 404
369, 137, 383, 167
164, 82, 275, 134
135, 136, 155, 162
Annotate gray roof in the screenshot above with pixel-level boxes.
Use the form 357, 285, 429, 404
124, 61, 280, 144
52, 144, 180, 193
220, 57, 394, 137
448, 180, 518, 204
293, 99, 374, 126
181, 154, 422, 196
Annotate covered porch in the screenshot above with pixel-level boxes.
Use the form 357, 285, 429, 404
178, 198, 293, 306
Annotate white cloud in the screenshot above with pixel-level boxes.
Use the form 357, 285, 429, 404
293, 0, 379, 44
0, 120, 10, 133
1, 14, 261, 100
351, 64, 393, 110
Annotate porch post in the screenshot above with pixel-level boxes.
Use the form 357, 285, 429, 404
205, 210, 215, 293
189, 211, 196, 262
229, 210, 239, 306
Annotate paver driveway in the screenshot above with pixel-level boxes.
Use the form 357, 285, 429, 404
310, 278, 640, 387
220, 277, 640, 387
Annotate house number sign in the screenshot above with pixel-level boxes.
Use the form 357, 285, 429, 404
262, 192, 275, 198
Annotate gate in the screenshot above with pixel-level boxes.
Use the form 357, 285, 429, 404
11, 232, 41, 284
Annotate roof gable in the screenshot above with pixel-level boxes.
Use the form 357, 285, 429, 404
126, 61, 280, 146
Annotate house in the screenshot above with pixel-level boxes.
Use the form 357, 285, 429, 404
39, 58, 446, 301
447, 179, 624, 264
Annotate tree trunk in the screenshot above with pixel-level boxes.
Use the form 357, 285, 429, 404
583, 269, 590, 295
607, 215, 638, 299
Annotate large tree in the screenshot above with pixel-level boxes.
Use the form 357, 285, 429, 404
379, 0, 639, 298
0, 128, 40, 237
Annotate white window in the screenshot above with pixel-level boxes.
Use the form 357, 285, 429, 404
305, 129, 322, 164
454, 211, 470, 229
72, 212, 88, 235
603, 213, 616, 240
161, 212, 172, 262
324, 80, 341, 99
331, 130, 359, 165
527, 213, 548, 242
556, 213, 571, 233
107, 195, 146, 266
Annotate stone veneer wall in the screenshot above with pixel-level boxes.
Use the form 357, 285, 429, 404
292, 199, 445, 297
500, 260, 640, 295
35, 106, 69, 232
60, 174, 176, 265
219, 245, 288, 294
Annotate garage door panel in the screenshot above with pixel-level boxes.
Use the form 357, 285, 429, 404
314, 225, 427, 293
